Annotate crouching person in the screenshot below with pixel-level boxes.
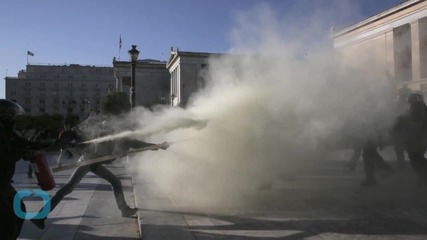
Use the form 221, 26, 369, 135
31, 92, 169, 230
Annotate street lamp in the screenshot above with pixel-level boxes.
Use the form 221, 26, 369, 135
128, 45, 140, 108
62, 99, 76, 127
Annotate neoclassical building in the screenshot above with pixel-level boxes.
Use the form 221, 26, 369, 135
333, 0, 427, 95
166, 48, 224, 107
113, 57, 170, 107
5, 64, 115, 117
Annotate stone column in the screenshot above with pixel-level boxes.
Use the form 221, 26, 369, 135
411, 20, 421, 81
385, 30, 395, 78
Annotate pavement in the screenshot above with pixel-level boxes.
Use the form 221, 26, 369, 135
13, 147, 427, 240
15, 151, 140, 240
131, 147, 427, 240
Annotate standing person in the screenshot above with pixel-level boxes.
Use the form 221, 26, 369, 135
31, 92, 169, 230
392, 85, 411, 167
359, 139, 392, 186
0, 99, 46, 239
393, 92, 427, 185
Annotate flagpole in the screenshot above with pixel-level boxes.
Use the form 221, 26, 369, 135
27, 52, 29, 65
118, 35, 122, 61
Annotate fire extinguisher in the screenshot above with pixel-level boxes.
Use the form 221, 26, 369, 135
29, 152, 56, 191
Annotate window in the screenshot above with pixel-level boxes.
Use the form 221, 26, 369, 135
53, 82, 59, 87
199, 77, 206, 89
25, 82, 31, 86
39, 99, 45, 104
394, 24, 412, 82
122, 77, 131, 87
39, 108, 45, 113
10, 91, 16, 95
420, 17, 427, 79
68, 75, 74, 79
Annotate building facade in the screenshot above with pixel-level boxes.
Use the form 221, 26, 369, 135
113, 58, 170, 107
166, 48, 224, 107
332, 0, 427, 95
5, 64, 115, 117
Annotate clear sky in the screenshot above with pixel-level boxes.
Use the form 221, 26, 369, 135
0, 0, 404, 98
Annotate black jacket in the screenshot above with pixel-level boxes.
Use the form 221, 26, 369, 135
393, 103, 427, 151
0, 123, 41, 184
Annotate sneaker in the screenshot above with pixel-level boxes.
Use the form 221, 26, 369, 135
31, 217, 46, 230
121, 207, 138, 217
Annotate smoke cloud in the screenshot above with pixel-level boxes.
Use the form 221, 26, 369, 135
126, 2, 400, 211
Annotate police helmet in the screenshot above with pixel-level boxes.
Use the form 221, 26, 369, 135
407, 92, 424, 105
0, 99, 24, 126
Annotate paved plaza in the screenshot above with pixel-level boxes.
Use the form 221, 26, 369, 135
14, 148, 427, 240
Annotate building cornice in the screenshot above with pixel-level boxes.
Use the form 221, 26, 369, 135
333, 0, 419, 38
166, 50, 225, 69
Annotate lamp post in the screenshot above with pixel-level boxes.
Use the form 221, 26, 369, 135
62, 99, 76, 127
128, 45, 140, 108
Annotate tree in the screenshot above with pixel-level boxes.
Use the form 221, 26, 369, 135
99, 91, 131, 115
14, 115, 36, 136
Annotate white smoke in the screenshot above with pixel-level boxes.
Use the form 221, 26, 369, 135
129, 2, 401, 210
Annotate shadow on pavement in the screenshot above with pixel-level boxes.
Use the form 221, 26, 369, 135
140, 209, 427, 239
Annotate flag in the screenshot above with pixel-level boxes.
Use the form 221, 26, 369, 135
27, 51, 34, 56
119, 35, 122, 49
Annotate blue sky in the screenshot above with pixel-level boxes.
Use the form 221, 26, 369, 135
0, 0, 404, 98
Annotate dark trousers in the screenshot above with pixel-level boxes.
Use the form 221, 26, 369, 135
0, 184, 25, 240
362, 142, 391, 182
393, 140, 405, 166
49, 163, 128, 213
407, 150, 427, 182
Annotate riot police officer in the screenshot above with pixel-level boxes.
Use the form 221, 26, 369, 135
393, 92, 427, 185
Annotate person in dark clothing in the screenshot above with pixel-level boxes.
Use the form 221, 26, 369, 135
392, 85, 411, 167
31, 92, 169, 230
393, 92, 427, 185
359, 140, 392, 186
0, 99, 48, 240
